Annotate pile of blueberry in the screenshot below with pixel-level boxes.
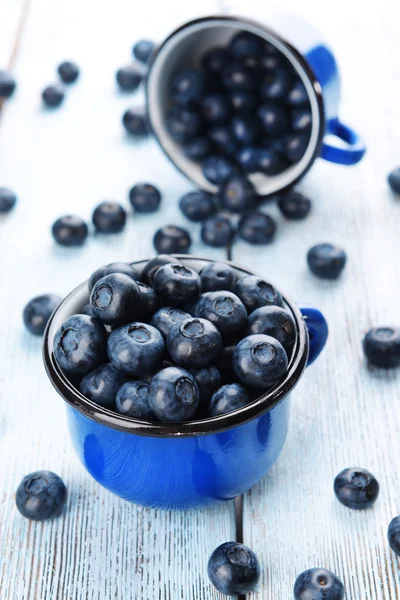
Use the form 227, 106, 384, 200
52, 256, 295, 422
167, 31, 312, 183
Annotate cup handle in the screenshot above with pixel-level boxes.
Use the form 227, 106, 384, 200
321, 118, 366, 165
298, 304, 329, 366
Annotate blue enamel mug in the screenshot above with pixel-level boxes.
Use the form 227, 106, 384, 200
43, 256, 328, 510
146, 12, 366, 196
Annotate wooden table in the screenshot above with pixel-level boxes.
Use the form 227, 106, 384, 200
1, 0, 400, 597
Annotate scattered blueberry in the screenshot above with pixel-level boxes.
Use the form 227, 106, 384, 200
42, 84, 65, 108
334, 467, 379, 510
153, 263, 201, 307
80, 363, 126, 409
54, 314, 107, 375
57, 61, 79, 84
23, 294, 61, 335
307, 243, 347, 279
0, 70, 16, 98
278, 190, 311, 220
221, 62, 256, 91
166, 106, 202, 142
171, 69, 205, 105
201, 94, 229, 124
195, 291, 247, 334
293, 568, 344, 600
258, 103, 288, 136
150, 306, 191, 339
207, 542, 260, 595
92, 201, 127, 234
287, 80, 309, 106
388, 516, 400, 556
116, 65, 142, 92
179, 190, 219, 222
202, 47, 230, 75
231, 115, 259, 145
153, 225, 191, 254
51, 215, 89, 247
148, 366, 199, 422
363, 327, 400, 368
190, 365, 221, 405
201, 214, 235, 247
220, 175, 257, 213
0, 187, 17, 213
238, 211, 276, 244
16, 471, 67, 521
122, 107, 148, 136
88, 261, 139, 292
183, 137, 212, 160
107, 322, 165, 375
234, 275, 283, 313
129, 183, 161, 213
90, 273, 142, 326
202, 155, 237, 185
228, 91, 256, 112
388, 167, 400, 194
167, 317, 222, 369
246, 305, 296, 355
116, 380, 154, 419
133, 39, 155, 63
142, 254, 181, 286
209, 383, 249, 417
199, 261, 238, 292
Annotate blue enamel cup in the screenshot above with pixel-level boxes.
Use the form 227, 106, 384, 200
146, 12, 366, 196
44, 256, 328, 510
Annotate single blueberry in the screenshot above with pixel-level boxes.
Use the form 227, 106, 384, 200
116, 380, 154, 419
51, 215, 89, 246
116, 65, 142, 92
129, 183, 161, 213
388, 167, 400, 194
0, 70, 16, 98
150, 306, 191, 339
23, 294, 61, 336
166, 105, 202, 142
259, 53, 286, 71
195, 290, 247, 335
236, 147, 260, 174
234, 275, 283, 313
90, 273, 142, 326
148, 366, 199, 422
202, 156, 237, 185
57, 61, 79, 84
136, 281, 159, 317
153, 225, 191, 254
0, 187, 17, 213
263, 41, 281, 56
209, 383, 249, 416
293, 568, 344, 600
292, 108, 312, 132
256, 148, 286, 175
92, 201, 127, 234
132, 39, 155, 63
80, 363, 126, 409
246, 305, 296, 355
278, 190, 311, 220
201, 214, 235, 248
107, 321, 165, 375
239, 55, 261, 75
54, 314, 107, 375
363, 327, 400, 368
171, 69, 205, 104
220, 175, 257, 213
334, 467, 379, 510
199, 261, 238, 292
16, 471, 67, 521
260, 69, 291, 100
287, 80, 309, 106
238, 211, 276, 245
283, 133, 310, 162
42, 84, 65, 108
122, 107, 148, 136
231, 115, 259, 146
307, 243, 347, 279
190, 365, 221, 405
153, 263, 201, 307
207, 542, 260, 595
88, 262, 139, 292
202, 47, 231, 75
221, 62, 255, 91
167, 317, 222, 369
201, 94, 229, 124
388, 516, 400, 556
208, 126, 237, 155
179, 190, 219, 222
183, 137, 212, 160
229, 31, 263, 58
233, 333, 288, 388
142, 254, 182, 286
228, 91, 257, 112
258, 103, 288, 136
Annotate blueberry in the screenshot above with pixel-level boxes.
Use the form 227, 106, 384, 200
122, 107, 148, 136
42, 84, 64, 108
57, 61, 79, 84
136, 281, 159, 317
233, 334, 288, 388
256, 148, 286, 175
292, 108, 312, 132
231, 115, 259, 146
239, 211, 276, 244
171, 69, 205, 104
88, 262, 139, 292
116, 65, 142, 92
284, 133, 309, 162
287, 80, 309, 106
195, 291, 247, 334
107, 322, 165, 375
166, 106, 202, 142
229, 31, 263, 58
80, 363, 126, 409
132, 39, 155, 63
23, 294, 61, 335
51, 215, 89, 246
259, 53, 285, 71
153, 263, 201, 307
183, 137, 212, 160
167, 317, 222, 369
388, 516, 400, 556
278, 190, 311, 220
0, 70, 16, 98
234, 275, 283, 313
209, 383, 249, 416
236, 147, 259, 174
260, 69, 291, 100
239, 55, 261, 75
199, 262, 238, 292
201, 94, 229, 124
81, 302, 94, 317
334, 467, 379, 510
220, 175, 256, 213
363, 327, 400, 368
116, 380, 154, 418
16, 471, 67, 521
150, 306, 191, 339
190, 365, 221, 405
202, 47, 231, 75
388, 167, 400, 194
221, 63, 255, 91
153, 225, 191, 254
307, 243, 347, 279
148, 366, 199, 422
258, 103, 288, 136
0, 187, 17, 213
129, 183, 161, 213
293, 568, 344, 600
202, 156, 237, 185
90, 273, 142, 326
54, 314, 107, 375
201, 214, 235, 248
179, 190, 219, 222
208, 126, 237, 155
207, 542, 260, 595
142, 254, 182, 286
228, 91, 257, 112
246, 305, 296, 355
92, 201, 126, 233
216, 344, 236, 383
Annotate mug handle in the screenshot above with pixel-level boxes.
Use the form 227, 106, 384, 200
298, 304, 329, 366
321, 118, 366, 166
